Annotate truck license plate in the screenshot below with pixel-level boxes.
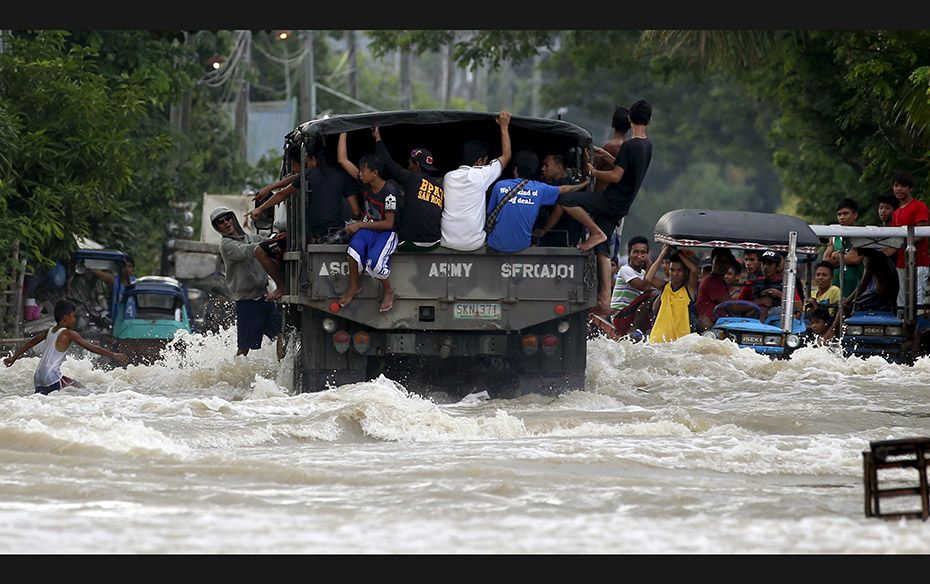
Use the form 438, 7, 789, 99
453, 303, 502, 320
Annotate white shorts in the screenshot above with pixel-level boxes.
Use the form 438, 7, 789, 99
896, 266, 929, 309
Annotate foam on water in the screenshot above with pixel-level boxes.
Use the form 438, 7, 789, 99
2, 323, 930, 553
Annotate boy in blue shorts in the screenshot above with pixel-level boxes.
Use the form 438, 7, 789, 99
336, 132, 400, 312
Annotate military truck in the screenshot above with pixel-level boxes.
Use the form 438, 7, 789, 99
278, 111, 597, 397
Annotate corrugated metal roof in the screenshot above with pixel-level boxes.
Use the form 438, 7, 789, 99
222, 99, 296, 166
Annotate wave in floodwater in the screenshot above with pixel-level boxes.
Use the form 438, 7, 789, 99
2, 327, 929, 553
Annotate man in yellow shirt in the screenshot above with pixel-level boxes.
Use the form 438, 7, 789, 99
804, 260, 841, 317
644, 244, 700, 343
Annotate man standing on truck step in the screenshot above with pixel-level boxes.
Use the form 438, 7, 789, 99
486, 150, 588, 254
210, 207, 284, 358
440, 111, 512, 252
554, 99, 653, 315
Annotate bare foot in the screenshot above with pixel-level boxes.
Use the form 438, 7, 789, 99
266, 288, 284, 301
589, 313, 619, 340
577, 231, 607, 252
378, 291, 394, 313
592, 303, 612, 317
338, 286, 362, 307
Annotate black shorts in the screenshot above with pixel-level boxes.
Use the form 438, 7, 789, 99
34, 376, 79, 395
259, 236, 287, 260
558, 192, 623, 257
235, 298, 282, 350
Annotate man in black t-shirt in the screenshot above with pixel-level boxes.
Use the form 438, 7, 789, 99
555, 99, 654, 314
372, 126, 444, 252
247, 143, 361, 243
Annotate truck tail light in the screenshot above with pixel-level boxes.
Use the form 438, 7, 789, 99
521, 334, 539, 355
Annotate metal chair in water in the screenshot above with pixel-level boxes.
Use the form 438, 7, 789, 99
862, 437, 930, 520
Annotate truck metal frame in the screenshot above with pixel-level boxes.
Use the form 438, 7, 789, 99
278, 111, 597, 397
809, 224, 930, 362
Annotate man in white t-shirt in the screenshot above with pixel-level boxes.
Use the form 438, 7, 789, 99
440, 111, 512, 251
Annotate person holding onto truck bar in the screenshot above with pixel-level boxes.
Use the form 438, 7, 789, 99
372, 126, 444, 252
211, 207, 285, 358
336, 132, 400, 313
245, 141, 361, 243
440, 111, 512, 252
551, 99, 654, 316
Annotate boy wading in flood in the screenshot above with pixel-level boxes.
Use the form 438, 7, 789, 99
4, 299, 129, 394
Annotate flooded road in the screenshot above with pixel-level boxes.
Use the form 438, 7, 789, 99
1, 329, 929, 553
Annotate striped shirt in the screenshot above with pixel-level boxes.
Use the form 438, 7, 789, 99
611, 264, 647, 310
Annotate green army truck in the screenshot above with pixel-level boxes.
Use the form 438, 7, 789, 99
278, 111, 598, 397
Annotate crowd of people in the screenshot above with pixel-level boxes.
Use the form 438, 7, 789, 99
7, 101, 656, 396
210, 102, 654, 360
596, 170, 928, 346
17, 98, 925, 396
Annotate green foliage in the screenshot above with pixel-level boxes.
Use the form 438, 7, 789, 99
0, 31, 142, 273
540, 31, 783, 243
368, 30, 555, 71
0, 30, 264, 283
642, 30, 930, 225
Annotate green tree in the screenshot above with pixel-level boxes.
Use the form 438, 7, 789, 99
0, 30, 267, 284
641, 30, 930, 224
0, 31, 147, 273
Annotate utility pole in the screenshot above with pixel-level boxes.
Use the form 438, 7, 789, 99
346, 30, 357, 100
400, 48, 412, 109
440, 41, 452, 108
530, 53, 543, 118
235, 30, 251, 163
300, 30, 316, 121
283, 39, 291, 103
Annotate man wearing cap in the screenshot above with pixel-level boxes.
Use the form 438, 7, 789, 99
210, 207, 284, 358
372, 126, 444, 252
737, 250, 801, 320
